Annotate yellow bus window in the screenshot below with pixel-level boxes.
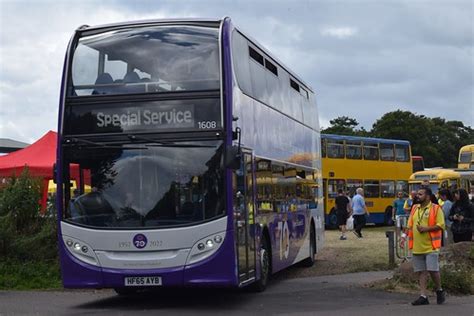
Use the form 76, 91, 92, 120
347, 179, 362, 197
327, 140, 344, 158
363, 142, 379, 160
395, 144, 410, 162
364, 180, 380, 198
381, 180, 395, 198
380, 143, 395, 161
346, 141, 362, 159
328, 179, 345, 198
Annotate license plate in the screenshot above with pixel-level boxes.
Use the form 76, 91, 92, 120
124, 276, 162, 286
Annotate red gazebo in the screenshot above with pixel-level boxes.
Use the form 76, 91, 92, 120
0, 131, 83, 212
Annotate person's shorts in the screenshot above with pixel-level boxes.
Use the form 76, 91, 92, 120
336, 211, 348, 226
412, 253, 440, 272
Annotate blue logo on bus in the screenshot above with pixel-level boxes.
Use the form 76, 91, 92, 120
133, 234, 147, 249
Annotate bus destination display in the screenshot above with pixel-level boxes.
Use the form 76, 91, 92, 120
64, 99, 221, 135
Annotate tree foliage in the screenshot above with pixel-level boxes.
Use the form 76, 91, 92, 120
324, 110, 474, 168
321, 116, 368, 136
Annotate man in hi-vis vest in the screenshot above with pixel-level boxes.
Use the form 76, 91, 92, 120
401, 187, 446, 306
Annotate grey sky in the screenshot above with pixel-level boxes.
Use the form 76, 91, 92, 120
0, 0, 473, 143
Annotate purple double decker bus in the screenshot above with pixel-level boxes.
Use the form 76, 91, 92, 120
56, 17, 324, 293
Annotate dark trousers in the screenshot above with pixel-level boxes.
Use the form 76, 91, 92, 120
353, 214, 366, 235
452, 231, 472, 243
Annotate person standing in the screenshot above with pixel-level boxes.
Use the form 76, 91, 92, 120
404, 190, 417, 213
351, 188, 369, 238
438, 189, 453, 244
448, 188, 474, 243
393, 191, 407, 229
335, 189, 351, 240
401, 187, 445, 305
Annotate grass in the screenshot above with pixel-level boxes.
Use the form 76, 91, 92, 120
276, 226, 394, 280
0, 259, 62, 290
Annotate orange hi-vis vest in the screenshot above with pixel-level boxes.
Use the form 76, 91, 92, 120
407, 203, 442, 250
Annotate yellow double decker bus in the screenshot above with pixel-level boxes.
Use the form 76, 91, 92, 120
321, 134, 413, 227
409, 168, 474, 195
458, 144, 474, 170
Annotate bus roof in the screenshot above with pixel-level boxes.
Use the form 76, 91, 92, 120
73, 17, 314, 94
75, 18, 223, 33
409, 169, 461, 181
459, 144, 474, 152
321, 134, 410, 145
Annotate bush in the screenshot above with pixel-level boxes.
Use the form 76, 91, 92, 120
0, 168, 57, 260
392, 242, 474, 295
435, 242, 474, 294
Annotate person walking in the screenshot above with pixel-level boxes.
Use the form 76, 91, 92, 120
401, 187, 445, 306
448, 188, 474, 243
335, 189, 351, 240
351, 188, 369, 238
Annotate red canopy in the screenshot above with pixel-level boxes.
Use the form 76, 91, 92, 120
0, 131, 86, 212
0, 130, 58, 179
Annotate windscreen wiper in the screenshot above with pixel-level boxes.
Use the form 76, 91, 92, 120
64, 137, 145, 149
127, 134, 216, 148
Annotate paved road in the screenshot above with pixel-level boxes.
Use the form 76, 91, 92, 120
0, 271, 472, 316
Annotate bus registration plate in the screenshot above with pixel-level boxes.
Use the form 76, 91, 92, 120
124, 276, 162, 286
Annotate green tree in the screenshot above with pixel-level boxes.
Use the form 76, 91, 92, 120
371, 110, 474, 167
321, 116, 368, 136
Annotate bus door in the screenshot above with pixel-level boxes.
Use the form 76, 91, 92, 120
233, 151, 256, 285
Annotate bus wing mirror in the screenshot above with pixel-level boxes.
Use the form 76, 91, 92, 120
225, 146, 242, 170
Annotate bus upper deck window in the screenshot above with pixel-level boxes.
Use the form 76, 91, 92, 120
346, 141, 362, 159
380, 143, 394, 161
70, 25, 220, 96
327, 140, 344, 158
363, 142, 379, 160
395, 144, 410, 162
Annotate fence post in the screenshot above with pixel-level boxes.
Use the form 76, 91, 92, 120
385, 230, 395, 267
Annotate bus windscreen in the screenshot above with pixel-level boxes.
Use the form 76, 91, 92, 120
70, 25, 220, 96
63, 140, 224, 228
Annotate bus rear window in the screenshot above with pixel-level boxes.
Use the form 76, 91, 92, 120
70, 25, 220, 96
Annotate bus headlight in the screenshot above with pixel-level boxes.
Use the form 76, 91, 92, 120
63, 235, 99, 266
186, 232, 225, 265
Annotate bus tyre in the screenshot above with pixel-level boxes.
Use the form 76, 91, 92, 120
384, 206, 394, 226
252, 234, 270, 292
328, 208, 338, 229
301, 224, 315, 267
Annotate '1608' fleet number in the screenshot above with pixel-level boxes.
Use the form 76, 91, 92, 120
198, 121, 217, 129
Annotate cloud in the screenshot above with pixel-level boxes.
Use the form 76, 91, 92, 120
320, 26, 358, 39
0, 0, 472, 143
